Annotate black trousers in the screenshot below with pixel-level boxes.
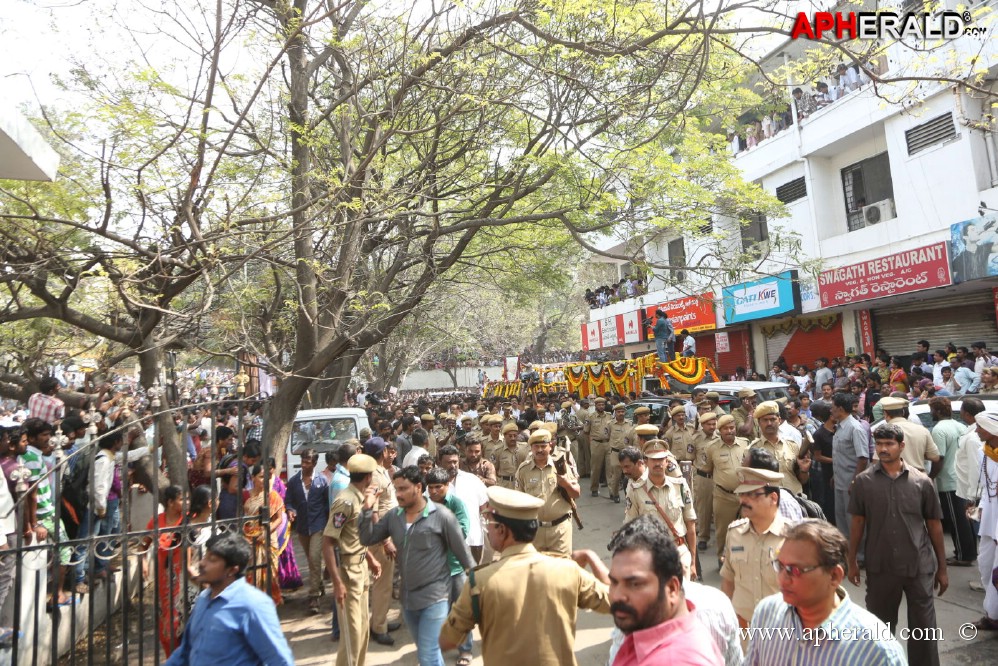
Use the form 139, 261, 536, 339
938, 490, 977, 562
866, 571, 939, 666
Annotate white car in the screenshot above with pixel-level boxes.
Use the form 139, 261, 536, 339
284, 407, 370, 476
694, 381, 792, 408
905, 395, 998, 430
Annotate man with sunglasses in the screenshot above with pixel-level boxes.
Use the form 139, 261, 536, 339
720, 466, 789, 628
744, 520, 905, 665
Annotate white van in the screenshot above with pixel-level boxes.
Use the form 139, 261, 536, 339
284, 407, 371, 476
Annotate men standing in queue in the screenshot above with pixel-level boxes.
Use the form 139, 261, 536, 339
664, 404, 696, 464
624, 440, 698, 580
749, 401, 810, 495
363, 438, 401, 646
496, 424, 528, 490
732, 389, 761, 441
721, 466, 789, 628
692, 411, 719, 554
439, 486, 610, 665
515, 429, 580, 556
323, 454, 383, 666
848, 423, 948, 666
586, 397, 613, 498
704, 415, 750, 568
607, 403, 636, 503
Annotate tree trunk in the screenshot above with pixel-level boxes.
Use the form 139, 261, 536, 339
137, 344, 184, 491
262, 374, 313, 476
320, 349, 363, 406
442, 366, 459, 389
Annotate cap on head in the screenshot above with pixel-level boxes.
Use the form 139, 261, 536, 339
705, 391, 720, 401
633, 406, 651, 416
717, 414, 735, 428
362, 437, 387, 457
541, 422, 558, 435
642, 439, 670, 459
528, 420, 544, 431
461, 415, 473, 423
754, 401, 779, 418
879, 396, 909, 411
669, 405, 686, 417
347, 454, 378, 474
733, 466, 784, 493
737, 388, 756, 399
527, 429, 552, 445
594, 397, 607, 405
613, 403, 626, 412
501, 422, 519, 435
975, 411, 998, 436
699, 411, 718, 423
634, 423, 660, 436
485, 486, 544, 521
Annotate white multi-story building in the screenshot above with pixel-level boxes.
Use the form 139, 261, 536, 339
585, 19, 998, 379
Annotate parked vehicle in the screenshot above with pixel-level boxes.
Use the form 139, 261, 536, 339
284, 407, 370, 476
694, 381, 791, 410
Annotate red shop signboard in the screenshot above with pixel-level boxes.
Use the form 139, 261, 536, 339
818, 242, 952, 308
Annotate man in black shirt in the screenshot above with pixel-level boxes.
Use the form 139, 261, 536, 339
810, 402, 836, 525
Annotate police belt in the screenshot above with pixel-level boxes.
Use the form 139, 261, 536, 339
538, 513, 572, 528
717, 485, 736, 494
696, 469, 713, 479
499, 475, 515, 482
339, 550, 367, 563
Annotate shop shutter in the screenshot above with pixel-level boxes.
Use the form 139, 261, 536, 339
765, 331, 793, 369
714, 328, 753, 378
872, 292, 998, 357
763, 317, 844, 369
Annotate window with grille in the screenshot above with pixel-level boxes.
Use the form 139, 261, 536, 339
905, 112, 957, 156
841, 152, 894, 231
698, 218, 714, 234
668, 238, 686, 283
740, 212, 769, 257
776, 177, 807, 204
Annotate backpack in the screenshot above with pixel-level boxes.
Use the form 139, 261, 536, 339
792, 492, 826, 521
63, 451, 92, 512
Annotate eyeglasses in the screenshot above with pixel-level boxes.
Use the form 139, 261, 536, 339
771, 560, 822, 578
738, 490, 769, 499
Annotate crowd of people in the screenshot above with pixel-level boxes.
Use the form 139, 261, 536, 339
584, 275, 648, 309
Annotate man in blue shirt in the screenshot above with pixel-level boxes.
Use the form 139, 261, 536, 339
653, 310, 675, 362
165, 533, 293, 666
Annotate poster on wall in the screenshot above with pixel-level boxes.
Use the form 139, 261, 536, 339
950, 214, 998, 283
715, 332, 730, 353
586, 322, 602, 350
600, 316, 622, 347
722, 270, 801, 324
644, 293, 717, 338
619, 311, 644, 344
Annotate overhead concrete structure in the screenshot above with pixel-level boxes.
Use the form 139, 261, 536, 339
0, 103, 60, 181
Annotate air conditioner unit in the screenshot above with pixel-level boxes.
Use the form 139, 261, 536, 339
862, 199, 896, 225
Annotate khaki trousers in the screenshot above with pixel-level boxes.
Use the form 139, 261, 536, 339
368, 542, 395, 634
577, 433, 591, 476
693, 474, 714, 545
535, 519, 572, 557
299, 532, 326, 599
713, 488, 741, 560
590, 439, 610, 493
607, 449, 623, 498
336, 558, 370, 666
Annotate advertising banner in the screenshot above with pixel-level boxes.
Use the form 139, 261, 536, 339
644, 293, 717, 338
950, 214, 998, 283
818, 242, 951, 307
619, 311, 643, 344
722, 270, 801, 324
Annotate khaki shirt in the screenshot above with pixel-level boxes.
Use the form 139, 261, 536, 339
324, 484, 366, 558
515, 458, 576, 522
586, 411, 613, 442
440, 543, 610, 666
624, 477, 696, 533
704, 437, 750, 493
664, 423, 696, 462
425, 430, 438, 458
751, 437, 804, 495
692, 430, 719, 472
496, 444, 530, 485
886, 417, 941, 472
608, 421, 636, 451
373, 465, 398, 514
483, 436, 503, 465
720, 514, 789, 622
575, 407, 592, 435
432, 426, 456, 451
731, 407, 761, 441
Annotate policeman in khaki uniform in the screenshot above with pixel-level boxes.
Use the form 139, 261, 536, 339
574, 399, 592, 478
720, 466, 789, 627
624, 440, 698, 579
731, 388, 761, 441
663, 404, 696, 463
749, 401, 809, 496
323, 454, 380, 666
420, 413, 438, 457
514, 429, 581, 556
586, 397, 614, 497
481, 415, 504, 464
606, 403, 636, 502
439, 486, 610, 665
634, 423, 660, 449
704, 391, 725, 417
704, 414, 750, 564
691, 411, 719, 551
433, 413, 458, 452
496, 422, 529, 489
500, 402, 517, 430
632, 405, 652, 425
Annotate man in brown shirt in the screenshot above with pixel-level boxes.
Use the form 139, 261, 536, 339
848, 422, 948, 666
704, 414, 749, 564
663, 405, 696, 463
495, 424, 528, 489
515, 429, 580, 556
461, 439, 497, 487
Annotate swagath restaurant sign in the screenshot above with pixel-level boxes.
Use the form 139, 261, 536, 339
722, 270, 802, 324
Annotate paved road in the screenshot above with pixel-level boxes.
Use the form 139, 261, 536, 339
280, 489, 998, 664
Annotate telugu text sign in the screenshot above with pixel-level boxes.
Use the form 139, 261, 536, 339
818, 242, 952, 307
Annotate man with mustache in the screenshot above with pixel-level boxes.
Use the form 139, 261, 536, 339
606, 515, 723, 665
847, 423, 947, 666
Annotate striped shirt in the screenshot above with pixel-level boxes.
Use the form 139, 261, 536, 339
21, 446, 54, 520
744, 589, 906, 666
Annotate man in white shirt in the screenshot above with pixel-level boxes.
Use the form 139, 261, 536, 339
932, 349, 951, 387
437, 445, 489, 562
970, 411, 998, 631
973, 342, 998, 375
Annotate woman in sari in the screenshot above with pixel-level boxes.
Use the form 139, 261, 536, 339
888, 356, 909, 393
144, 485, 185, 656
242, 463, 288, 605
267, 457, 302, 590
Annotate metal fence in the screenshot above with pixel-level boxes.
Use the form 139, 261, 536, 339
1, 398, 276, 665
